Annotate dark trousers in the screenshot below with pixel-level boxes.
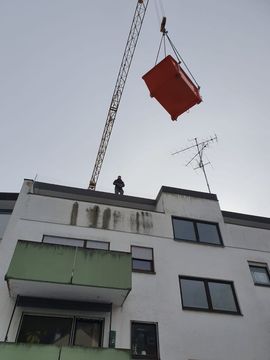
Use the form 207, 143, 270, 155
115, 187, 124, 195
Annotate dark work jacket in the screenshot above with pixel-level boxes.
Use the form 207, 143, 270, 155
113, 179, 125, 189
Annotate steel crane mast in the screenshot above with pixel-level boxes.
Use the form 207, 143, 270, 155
88, 0, 149, 190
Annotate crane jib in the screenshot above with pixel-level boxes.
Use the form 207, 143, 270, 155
88, 0, 150, 190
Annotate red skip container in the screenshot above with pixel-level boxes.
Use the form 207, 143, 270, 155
142, 55, 202, 120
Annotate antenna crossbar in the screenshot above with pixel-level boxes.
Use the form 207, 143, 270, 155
172, 135, 218, 193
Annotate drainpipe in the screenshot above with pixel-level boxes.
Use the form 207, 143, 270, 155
4, 295, 19, 342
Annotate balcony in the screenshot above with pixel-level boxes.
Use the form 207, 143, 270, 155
6, 240, 131, 305
0, 343, 130, 360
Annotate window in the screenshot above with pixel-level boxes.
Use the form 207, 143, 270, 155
131, 246, 154, 273
43, 235, 109, 250
249, 262, 270, 286
86, 240, 109, 250
172, 217, 223, 245
131, 322, 159, 359
17, 314, 103, 347
179, 276, 241, 314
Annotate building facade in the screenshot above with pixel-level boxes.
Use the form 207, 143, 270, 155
0, 179, 270, 360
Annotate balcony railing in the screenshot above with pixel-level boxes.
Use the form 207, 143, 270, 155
0, 343, 130, 360
6, 240, 131, 305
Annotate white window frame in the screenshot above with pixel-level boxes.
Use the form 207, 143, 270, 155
42, 235, 109, 250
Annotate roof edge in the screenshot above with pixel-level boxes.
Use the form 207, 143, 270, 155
222, 210, 270, 225
0, 193, 19, 200
156, 186, 218, 202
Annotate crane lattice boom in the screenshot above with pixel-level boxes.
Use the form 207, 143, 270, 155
88, 0, 149, 190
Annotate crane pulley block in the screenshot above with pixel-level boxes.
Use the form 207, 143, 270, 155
142, 55, 202, 121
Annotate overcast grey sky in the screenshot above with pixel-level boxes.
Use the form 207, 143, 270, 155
1, 0, 270, 216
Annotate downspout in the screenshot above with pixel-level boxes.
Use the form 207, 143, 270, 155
70, 247, 78, 283
4, 295, 19, 342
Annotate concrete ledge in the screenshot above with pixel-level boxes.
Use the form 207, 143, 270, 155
222, 211, 270, 230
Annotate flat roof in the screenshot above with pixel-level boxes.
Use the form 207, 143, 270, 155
27, 180, 270, 229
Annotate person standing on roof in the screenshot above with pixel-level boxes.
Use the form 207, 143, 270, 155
113, 176, 125, 195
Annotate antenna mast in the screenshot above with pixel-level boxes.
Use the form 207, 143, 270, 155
172, 135, 218, 193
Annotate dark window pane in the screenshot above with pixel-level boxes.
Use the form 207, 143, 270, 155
74, 319, 102, 348
132, 247, 153, 260
132, 259, 153, 272
180, 279, 208, 309
197, 223, 221, 244
250, 266, 270, 285
17, 315, 72, 345
131, 323, 158, 358
173, 219, 196, 241
86, 240, 109, 250
43, 235, 84, 248
208, 282, 237, 312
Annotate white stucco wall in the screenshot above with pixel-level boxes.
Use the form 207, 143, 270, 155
0, 180, 270, 360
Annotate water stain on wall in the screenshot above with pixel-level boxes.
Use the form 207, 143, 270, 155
70, 202, 79, 225
87, 205, 100, 227
113, 210, 122, 229
130, 211, 153, 233
102, 208, 111, 229
142, 211, 153, 233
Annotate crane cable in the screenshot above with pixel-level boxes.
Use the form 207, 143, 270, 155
154, 22, 200, 89
165, 32, 200, 89
154, 0, 167, 64
154, 0, 165, 25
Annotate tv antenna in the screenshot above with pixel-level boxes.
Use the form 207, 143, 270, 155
172, 135, 218, 193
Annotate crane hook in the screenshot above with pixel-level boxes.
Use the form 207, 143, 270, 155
160, 16, 167, 33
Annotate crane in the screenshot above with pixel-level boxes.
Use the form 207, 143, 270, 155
88, 0, 150, 190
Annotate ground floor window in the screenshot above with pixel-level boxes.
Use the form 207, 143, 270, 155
17, 314, 103, 347
131, 322, 159, 359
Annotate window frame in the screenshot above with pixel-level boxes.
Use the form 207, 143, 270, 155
179, 275, 241, 315
172, 217, 223, 246
131, 245, 155, 274
16, 312, 104, 347
42, 235, 110, 250
248, 262, 270, 287
130, 321, 159, 360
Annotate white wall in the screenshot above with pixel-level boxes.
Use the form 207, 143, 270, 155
0, 180, 270, 360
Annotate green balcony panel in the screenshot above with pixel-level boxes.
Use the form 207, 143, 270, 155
61, 347, 130, 360
6, 241, 75, 283
0, 343, 59, 360
6, 241, 131, 305
73, 248, 131, 289
0, 344, 130, 360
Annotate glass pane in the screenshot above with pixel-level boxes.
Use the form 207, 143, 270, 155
86, 240, 109, 250
209, 282, 237, 312
173, 219, 196, 241
180, 279, 208, 309
17, 315, 72, 345
197, 223, 221, 244
132, 246, 153, 260
131, 323, 157, 358
43, 236, 84, 248
132, 259, 153, 272
74, 319, 102, 348
250, 266, 270, 284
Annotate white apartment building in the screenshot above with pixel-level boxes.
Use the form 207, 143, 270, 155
0, 179, 270, 360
